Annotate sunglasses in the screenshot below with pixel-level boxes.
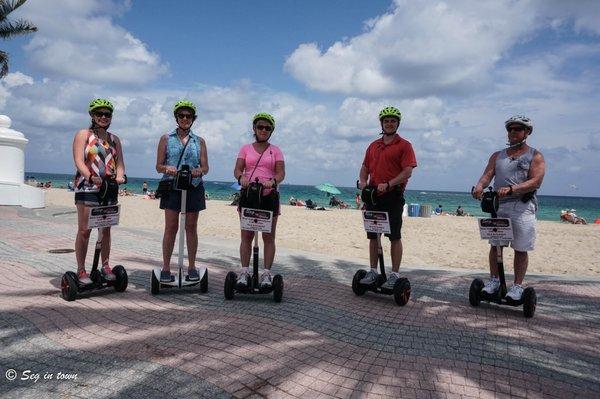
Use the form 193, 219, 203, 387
93, 111, 112, 118
507, 126, 526, 133
177, 113, 194, 120
255, 125, 273, 132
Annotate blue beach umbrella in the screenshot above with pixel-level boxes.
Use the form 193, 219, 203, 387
315, 183, 341, 195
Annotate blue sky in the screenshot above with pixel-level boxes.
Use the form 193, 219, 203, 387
1, 0, 599, 197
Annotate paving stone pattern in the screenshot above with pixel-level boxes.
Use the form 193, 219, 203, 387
0, 206, 598, 398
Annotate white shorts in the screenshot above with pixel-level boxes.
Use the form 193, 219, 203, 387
489, 200, 537, 252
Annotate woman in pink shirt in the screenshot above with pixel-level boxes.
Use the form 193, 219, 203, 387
233, 113, 285, 288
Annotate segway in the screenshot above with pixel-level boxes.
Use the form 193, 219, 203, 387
61, 176, 128, 301
351, 183, 411, 306
224, 179, 283, 302
469, 187, 537, 318
151, 165, 208, 294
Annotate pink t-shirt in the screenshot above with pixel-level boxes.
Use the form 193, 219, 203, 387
237, 143, 284, 187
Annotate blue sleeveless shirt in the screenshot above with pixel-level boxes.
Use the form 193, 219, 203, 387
162, 130, 203, 186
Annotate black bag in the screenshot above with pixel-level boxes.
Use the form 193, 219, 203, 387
174, 165, 193, 190
481, 190, 499, 214
361, 186, 378, 208
239, 182, 263, 209
98, 178, 119, 204
154, 180, 172, 199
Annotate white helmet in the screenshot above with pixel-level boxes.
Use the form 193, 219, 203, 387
505, 115, 533, 134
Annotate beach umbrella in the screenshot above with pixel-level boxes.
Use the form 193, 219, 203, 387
315, 183, 341, 195
230, 182, 242, 191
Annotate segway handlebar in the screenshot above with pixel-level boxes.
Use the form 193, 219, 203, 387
472, 186, 499, 216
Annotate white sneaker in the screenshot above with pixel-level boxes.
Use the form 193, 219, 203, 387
381, 272, 399, 290
236, 271, 250, 288
482, 277, 500, 294
359, 269, 379, 285
260, 271, 272, 288
506, 284, 524, 301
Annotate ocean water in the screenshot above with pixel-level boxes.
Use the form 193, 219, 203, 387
26, 172, 600, 223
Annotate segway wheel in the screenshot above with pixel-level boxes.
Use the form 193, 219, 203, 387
61, 272, 78, 301
272, 274, 284, 303
151, 270, 160, 295
393, 278, 411, 306
352, 270, 368, 296
112, 265, 128, 292
224, 271, 237, 300
522, 287, 537, 318
469, 278, 484, 307
200, 269, 208, 293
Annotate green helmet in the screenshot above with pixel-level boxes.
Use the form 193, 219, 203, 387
252, 112, 275, 129
88, 98, 114, 113
379, 106, 401, 122
173, 100, 197, 115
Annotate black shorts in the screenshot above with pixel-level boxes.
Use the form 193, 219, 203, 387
74, 192, 118, 207
238, 190, 280, 216
365, 190, 405, 241
159, 184, 206, 213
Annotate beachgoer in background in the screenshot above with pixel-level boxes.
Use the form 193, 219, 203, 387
205, 192, 210, 200
142, 181, 148, 195
233, 113, 285, 289
289, 196, 297, 205
355, 193, 361, 209
67, 181, 74, 191
472, 115, 545, 301
155, 100, 209, 283
72, 98, 126, 285
230, 192, 240, 206
358, 106, 417, 289
434, 204, 443, 215
305, 199, 316, 209
456, 206, 465, 216
560, 209, 587, 225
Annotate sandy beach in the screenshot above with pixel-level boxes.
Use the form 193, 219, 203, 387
45, 188, 600, 276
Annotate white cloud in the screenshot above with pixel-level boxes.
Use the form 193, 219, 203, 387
15, 0, 167, 86
285, 0, 535, 97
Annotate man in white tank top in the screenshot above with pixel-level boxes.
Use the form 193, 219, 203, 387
472, 115, 546, 301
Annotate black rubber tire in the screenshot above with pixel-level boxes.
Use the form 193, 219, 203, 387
393, 278, 411, 306
200, 269, 208, 293
224, 271, 237, 300
352, 270, 368, 296
522, 287, 537, 318
151, 270, 160, 295
469, 278, 484, 307
112, 265, 128, 292
272, 274, 284, 303
61, 272, 78, 301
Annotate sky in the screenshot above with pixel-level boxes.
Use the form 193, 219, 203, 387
1, 0, 599, 197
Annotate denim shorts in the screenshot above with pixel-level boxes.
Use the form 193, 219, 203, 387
489, 200, 537, 251
159, 184, 206, 213
74, 192, 118, 207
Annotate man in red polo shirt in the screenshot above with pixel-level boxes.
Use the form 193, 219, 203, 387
357, 106, 417, 289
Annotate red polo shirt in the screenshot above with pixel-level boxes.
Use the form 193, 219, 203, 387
363, 134, 417, 190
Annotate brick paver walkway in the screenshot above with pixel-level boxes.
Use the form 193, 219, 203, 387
0, 205, 598, 398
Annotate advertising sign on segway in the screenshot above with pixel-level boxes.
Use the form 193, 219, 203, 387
87, 205, 120, 229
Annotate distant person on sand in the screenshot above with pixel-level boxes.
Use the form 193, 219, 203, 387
456, 205, 465, 216
472, 115, 545, 301
357, 106, 417, 290
72, 99, 126, 285
155, 100, 209, 283
233, 113, 285, 289
355, 193, 361, 209
434, 204, 443, 215
142, 181, 148, 195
